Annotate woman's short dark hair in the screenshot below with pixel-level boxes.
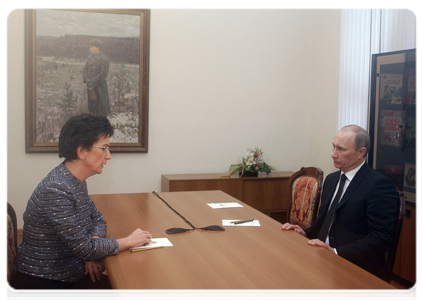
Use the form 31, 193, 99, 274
59, 114, 114, 162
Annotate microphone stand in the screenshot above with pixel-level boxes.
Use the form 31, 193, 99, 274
152, 191, 225, 234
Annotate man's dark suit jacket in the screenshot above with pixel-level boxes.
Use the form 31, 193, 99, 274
305, 162, 399, 280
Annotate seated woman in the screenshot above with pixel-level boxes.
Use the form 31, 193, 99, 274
13, 114, 151, 289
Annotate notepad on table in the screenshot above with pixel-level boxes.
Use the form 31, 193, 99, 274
129, 238, 173, 250
207, 202, 244, 209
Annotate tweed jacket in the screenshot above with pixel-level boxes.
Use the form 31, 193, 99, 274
16, 163, 119, 283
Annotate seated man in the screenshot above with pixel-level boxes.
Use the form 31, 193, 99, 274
282, 125, 399, 280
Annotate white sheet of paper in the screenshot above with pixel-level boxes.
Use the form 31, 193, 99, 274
207, 202, 244, 209
129, 238, 173, 250
222, 220, 261, 226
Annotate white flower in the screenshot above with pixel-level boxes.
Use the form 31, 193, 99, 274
246, 157, 254, 165
244, 150, 253, 158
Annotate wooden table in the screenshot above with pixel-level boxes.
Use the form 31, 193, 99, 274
91, 191, 394, 289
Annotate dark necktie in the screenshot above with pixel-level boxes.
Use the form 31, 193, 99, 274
317, 174, 348, 242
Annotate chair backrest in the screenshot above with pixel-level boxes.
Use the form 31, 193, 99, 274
287, 167, 323, 229
7, 202, 18, 286
385, 191, 406, 282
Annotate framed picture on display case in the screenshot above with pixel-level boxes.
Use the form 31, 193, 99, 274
403, 163, 416, 193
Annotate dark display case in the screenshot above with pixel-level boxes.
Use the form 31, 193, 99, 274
368, 49, 416, 286
368, 49, 416, 204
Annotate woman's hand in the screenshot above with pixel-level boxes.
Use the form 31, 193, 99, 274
127, 228, 152, 247
281, 223, 307, 236
85, 260, 105, 282
117, 229, 152, 252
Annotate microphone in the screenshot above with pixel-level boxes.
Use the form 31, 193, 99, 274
152, 191, 225, 234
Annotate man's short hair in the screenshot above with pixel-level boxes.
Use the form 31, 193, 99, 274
341, 125, 370, 156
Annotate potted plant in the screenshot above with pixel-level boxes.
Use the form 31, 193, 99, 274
228, 147, 275, 177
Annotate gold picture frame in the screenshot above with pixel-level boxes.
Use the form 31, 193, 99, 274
25, 9, 150, 153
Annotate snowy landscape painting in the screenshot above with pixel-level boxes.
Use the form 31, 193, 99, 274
25, 9, 150, 152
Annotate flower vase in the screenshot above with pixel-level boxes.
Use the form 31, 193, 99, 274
239, 171, 259, 177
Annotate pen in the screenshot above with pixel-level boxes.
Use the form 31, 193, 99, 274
131, 246, 164, 253
231, 219, 254, 225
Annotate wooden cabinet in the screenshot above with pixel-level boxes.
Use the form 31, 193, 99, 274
161, 172, 293, 218
393, 203, 416, 285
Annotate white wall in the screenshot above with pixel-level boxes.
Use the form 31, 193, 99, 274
7, 9, 341, 227
309, 10, 341, 173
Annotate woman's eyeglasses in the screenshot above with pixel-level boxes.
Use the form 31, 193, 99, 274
92, 146, 110, 152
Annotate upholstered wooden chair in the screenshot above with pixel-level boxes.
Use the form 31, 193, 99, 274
385, 192, 406, 282
7, 202, 18, 287
286, 167, 323, 229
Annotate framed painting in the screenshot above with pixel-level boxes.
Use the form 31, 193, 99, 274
25, 9, 150, 153
403, 162, 416, 193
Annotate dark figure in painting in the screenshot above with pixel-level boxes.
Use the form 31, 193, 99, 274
83, 39, 110, 116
